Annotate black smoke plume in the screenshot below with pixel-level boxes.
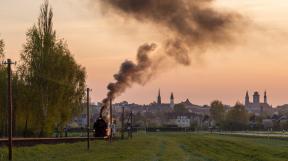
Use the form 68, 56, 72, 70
101, 43, 157, 116
97, 0, 244, 116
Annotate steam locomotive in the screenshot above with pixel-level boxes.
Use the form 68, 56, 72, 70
93, 116, 108, 137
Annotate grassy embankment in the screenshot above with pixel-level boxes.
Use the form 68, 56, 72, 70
1, 133, 288, 161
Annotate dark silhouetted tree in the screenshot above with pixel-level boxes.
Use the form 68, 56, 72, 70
210, 100, 225, 128
225, 102, 249, 131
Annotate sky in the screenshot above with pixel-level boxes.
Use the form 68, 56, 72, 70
1, 0, 288, 106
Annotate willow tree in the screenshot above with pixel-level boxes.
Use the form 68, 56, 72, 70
19, 1, 86, 136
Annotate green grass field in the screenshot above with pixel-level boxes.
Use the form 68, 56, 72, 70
1, 133, 288, 161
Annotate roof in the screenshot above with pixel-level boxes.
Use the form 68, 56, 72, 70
182, 99, 193, 106
179, 99, 210, 115
253, 91, 260, 96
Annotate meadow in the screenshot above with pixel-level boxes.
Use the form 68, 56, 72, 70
1, 133, 288, 161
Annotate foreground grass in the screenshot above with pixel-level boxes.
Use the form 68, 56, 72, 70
1, 133, 288, 161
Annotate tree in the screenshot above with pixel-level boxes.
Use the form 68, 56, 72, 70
210, 100, 225, 127
19, 1, 86, 136
280, 120, 288, 130
0, 38, 4, 60
0, 38, 6, 136
225, 102, 249, 131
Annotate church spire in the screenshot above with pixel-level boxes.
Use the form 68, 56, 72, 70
170, 92, 174, 100
157, 89, 161, 104
264, 90, 268, 104
169, 92, 174, 108
245, 91, 249, 106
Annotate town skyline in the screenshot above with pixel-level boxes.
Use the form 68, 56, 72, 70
94, 89, 278, 108
2, 0, 288, 105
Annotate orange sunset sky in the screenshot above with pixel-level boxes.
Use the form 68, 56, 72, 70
1, 0, 288, 106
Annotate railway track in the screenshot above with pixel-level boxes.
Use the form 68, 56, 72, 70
0, 137, 106, 147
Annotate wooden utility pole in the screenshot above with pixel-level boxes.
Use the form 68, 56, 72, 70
130, 111, 133, 139
145, 107, 148, 134
109, 98, 113, 143
127, 111, 133, 139
121, 106, 125, 139
3, 59, 16, 161
86, 88, 91, 150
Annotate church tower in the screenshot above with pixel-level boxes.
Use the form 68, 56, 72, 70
253, 91, 260, 104
170, 92, 174, 108
157, 89, 162, 105
245, 91, 250, 106
264, 91, 268, 104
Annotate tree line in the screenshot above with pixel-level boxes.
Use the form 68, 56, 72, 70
210, 101, 249, 131
0, 1, 86, 137
209, 100, 288, 131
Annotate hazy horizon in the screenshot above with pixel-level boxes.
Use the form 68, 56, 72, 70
2, 0, 288, 106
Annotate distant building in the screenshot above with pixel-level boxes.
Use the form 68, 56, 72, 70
157, 89, 162, 105
170, 93, 174, 108
148, 89, 175, 112
175, 116, 190, 128
166, 112, 210, 128
245, 91, 273, 115
180, 99, 210, 115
